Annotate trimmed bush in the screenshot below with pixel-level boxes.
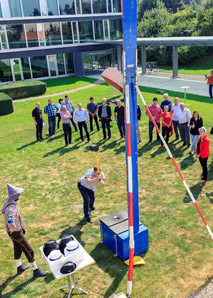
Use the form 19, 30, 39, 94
0, 93, 13, 116
0, 80, 46, 99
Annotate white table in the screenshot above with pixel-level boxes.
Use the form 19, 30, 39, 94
40, 236, 95, 298
180, 86, 190, 104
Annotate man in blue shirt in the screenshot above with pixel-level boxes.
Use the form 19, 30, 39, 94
62, 95, 78, 132
44, 99, 58, 137
73, 103, 90, 143
160, 93, 173, 113
87, 97, 99, 132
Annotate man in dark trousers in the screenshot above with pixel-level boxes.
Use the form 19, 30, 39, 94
137, 104, 142, 144
44, 99, 58, 137
98, 98, 112, 140
1, 184, 48, 277
87, 97, 99, 132
78, 167, 105, 223
114, 100, 125, 139
32, 102, 43, 141
62, 95, 78, 132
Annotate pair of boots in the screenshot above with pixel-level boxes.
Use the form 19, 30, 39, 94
17, 264, 48, 277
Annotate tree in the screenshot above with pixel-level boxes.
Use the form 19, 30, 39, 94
137, 0, 159, 21
162, 0, 185, 12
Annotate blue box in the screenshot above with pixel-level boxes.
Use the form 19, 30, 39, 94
100, 210, 149, 261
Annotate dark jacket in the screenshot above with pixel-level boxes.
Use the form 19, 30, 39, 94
137, 105, 141, 120
98, 105, 112, 120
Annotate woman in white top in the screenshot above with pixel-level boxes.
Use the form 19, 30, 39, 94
57, 99, 63, 129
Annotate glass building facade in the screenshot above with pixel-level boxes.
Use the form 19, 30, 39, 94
0, 0, 122, 83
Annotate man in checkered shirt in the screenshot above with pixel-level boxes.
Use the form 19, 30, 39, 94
62, 95, 78, 132
44, 99, 58, 137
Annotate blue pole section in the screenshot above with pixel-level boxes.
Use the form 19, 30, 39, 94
123, 0, 139, 233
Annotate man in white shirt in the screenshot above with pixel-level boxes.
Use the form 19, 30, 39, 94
172, 97, 181, 140
179, 103, 191, 148
73, 103, 90, 143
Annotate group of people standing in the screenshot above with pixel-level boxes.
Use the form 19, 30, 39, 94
146, 93, 211, 183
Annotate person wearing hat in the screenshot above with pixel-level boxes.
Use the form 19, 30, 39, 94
87, 97, 100, 132
195, 127, 210, 183
78, 167, 105, 223
205, 70, 213, 98
1, 184, 49, 277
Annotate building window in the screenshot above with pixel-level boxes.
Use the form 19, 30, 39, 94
62, 22, 73, 44
21, 57, 31, 79
25, 23, 39, 47
113, 0, 121, 13
0, 2, 2, 18
78, 21, 93, 43
0, 59, 13, 82
37, 24, 45, 46
22, 0, 41, 16
108, 0, 112, 12
104, 19, 108, 40
110, 19, 122, 40
30, 56, 48, 78
93, 0, 106, 14
47, 0, 59, 16
8, 0, 22, 17
75, 0, 81, 14
6, 24, 26, 49
94, 20, 104, 40
57, 54, 65, 75
81, 0, 91, 14
44, 22, 62, 46
64, 53, 75, 73
59, 0, 75, 15
0, 26, 8, 49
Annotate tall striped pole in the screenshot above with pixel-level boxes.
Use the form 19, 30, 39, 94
136, 85, 213, 241
122, 0, 139, 296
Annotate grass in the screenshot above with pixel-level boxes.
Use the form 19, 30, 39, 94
158, 56, 213, 76
41, 76, 97, 95
0, 80, 212, 298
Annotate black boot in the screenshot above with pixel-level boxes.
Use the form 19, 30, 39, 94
17, 264, 30, 275
33, 268, 49, 278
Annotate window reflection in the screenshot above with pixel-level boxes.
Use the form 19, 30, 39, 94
113, 0, 121, 13
64, 53, 75, 73
6, 24, 26, 48
93, 0, 106, 14
8, 0, 22, 17
62, 22, 73, 44
94, 20, 104, 40
44, 22, 62, 46
79, 21, 93, 43
110, 19, 122, 40
59, 0, 75, 15
0, 26, 8, 49
22, 0, 41, 16
47, 0, 59, 16
0, 59, 13, 82
57, 54, 65, 75
25, 23, 39, 47
30, 56, 48, 78
37, 24, 45, 46
21, 57, 31, 79
81, 0, 91, 14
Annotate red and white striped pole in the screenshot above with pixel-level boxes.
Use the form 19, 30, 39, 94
125, 84, 135, 297
136, 85, 213, 241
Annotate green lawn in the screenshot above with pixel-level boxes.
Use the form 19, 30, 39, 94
41, 76, 97, 95
158, 56, 213, 76
0, 82, 212, 298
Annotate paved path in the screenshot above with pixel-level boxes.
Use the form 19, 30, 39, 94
87, 73, 209, 97
15, 79, 103, 102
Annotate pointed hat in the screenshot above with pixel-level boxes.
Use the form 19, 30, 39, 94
6, 184, 24, 202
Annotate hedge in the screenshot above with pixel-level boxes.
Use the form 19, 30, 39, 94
0, 93, 13, 116
0, 80, 46, 99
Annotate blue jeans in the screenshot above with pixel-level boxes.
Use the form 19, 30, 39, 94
149, 121, 160, 142
48, 116, 56, 137
117, 121, 125, 137
78, 182, 95, 219
190, 134, 199, 152
209, 84, 213, 98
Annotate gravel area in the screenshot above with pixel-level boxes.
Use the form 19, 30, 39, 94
187, 281, 213, 298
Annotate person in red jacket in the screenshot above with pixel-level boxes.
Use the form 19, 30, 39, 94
195, 127, 210, 183
205, 70, 213, 98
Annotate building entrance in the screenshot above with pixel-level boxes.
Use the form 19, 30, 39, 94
83, 54, 112, 75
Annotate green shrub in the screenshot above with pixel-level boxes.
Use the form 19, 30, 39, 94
0, 80, 46, 99
0, 93, 13, 116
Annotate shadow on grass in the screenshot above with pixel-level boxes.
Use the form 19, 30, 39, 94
180, 154, 196, 170
1, 276, 35, 298
90, 243, 128, 298
59, 219, 87, 247
47, 133, 64, 143
183, 159, 213, 203
16, 140, 38, 151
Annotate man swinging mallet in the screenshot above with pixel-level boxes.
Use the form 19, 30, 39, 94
1, 184, 49, 277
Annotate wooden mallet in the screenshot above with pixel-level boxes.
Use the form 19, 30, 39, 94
89, 144, 100, 173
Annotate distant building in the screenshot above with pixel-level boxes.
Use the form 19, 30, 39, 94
0, 0, 122, 83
